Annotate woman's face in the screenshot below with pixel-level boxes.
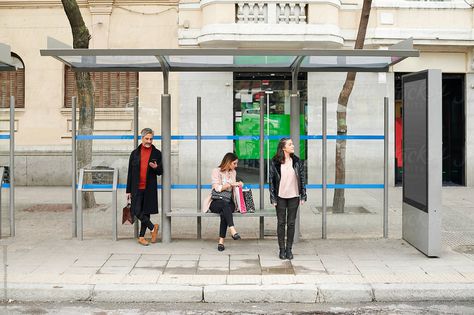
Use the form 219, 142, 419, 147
229, 159, 238, 170
283, 139, 294, 154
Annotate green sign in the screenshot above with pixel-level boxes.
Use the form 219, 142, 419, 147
235, 114, 306, 159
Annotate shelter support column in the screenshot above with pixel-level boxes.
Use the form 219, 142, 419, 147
290, 93, 300, 243
259, 97, 265, 239
383, 97, 389, 238
72, 96, 77, 238
161, 94, 172, 243
322, 97, 327, 239
9, 96, 15, 237
133, 96, 139, 238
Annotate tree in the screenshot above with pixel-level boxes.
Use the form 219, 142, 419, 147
62, 0, 97, 208
332, 0, 372, 213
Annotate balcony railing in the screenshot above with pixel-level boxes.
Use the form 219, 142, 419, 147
236, 2, 307, 24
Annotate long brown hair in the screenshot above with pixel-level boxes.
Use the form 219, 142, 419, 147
272, 138, 293, 163
219, 152, 238, 171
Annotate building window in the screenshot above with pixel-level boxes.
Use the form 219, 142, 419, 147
0, 54, 25, 108
64, 67, 138, 108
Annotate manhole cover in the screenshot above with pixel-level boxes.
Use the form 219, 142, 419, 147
453, 245, 474, 255
313, 206, 372, 214
22, 204, 72, 212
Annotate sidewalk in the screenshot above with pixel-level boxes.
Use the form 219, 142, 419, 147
1, 186, 474, 303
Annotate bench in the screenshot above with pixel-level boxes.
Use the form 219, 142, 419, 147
166, 208, 276, 239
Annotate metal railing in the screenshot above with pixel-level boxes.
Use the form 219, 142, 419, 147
77, 168, 118, 241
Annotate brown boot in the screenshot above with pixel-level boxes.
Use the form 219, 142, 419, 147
151, 224, 159, 243
138, 237, 149, 246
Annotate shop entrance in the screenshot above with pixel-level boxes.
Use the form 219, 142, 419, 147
233, 72, 307, 184
394, 72, 465, 186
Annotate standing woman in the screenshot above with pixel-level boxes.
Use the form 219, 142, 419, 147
202, 152, 243, 251
269, 138, 307, 260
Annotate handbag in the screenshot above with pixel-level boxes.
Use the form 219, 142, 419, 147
242, 189, 255, 213
122, 203, 133, 224
211, 189, 232, 203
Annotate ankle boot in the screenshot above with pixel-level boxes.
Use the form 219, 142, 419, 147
286, 247, 293, 260
138, 237, 149, 246
279, 248, 286, 260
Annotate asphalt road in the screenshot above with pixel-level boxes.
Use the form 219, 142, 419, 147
1, 301, 474, 315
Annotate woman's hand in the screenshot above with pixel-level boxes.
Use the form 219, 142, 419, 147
300, 200, 305, 205
149, 161, 158, 169
232, 181, 243, 187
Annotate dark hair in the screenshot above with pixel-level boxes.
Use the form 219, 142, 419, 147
272, 138, 293, 163
219, 152, 238, 171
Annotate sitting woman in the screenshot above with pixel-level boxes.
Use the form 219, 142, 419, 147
203, 152, 243, 251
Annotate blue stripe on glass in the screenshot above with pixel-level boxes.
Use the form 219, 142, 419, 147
0, 135, 10, 140
306, 184, 384, 189
98, 183, 382, 190
75, 134, 384, 141
1, 183, 10, 188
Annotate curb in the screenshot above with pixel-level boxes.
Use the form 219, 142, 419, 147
6, 284, 94, 302
4, 283, 474, 303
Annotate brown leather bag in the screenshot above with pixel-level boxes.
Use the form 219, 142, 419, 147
122, 203, 133, 225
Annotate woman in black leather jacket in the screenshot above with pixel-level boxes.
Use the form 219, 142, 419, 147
269, 138, 307, 260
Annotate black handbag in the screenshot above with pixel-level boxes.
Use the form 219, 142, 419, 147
242, 189, 255, 212
211, 189, 232, 203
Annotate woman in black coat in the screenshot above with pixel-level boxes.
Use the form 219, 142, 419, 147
126, 128, 163, 246
269, 138, 307, 260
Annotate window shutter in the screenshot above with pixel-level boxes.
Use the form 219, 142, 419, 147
0, 68, 25, 108
64, 67, 138, 108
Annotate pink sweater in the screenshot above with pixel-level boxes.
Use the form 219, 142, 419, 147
202, 168, 237, 212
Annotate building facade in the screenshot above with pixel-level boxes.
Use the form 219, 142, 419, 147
0, 0, 472, 190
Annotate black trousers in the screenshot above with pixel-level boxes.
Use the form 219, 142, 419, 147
276, 197, 299, 249
135, 189, 155, 237
209, 199, 235, 238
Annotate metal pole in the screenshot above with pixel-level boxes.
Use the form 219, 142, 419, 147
0, 168, 3, 239
259, 97, 265, 239
133, 96, 139, 238
383, 97, 389, 238
197, 97, 202, 239
9, 96, 14, 237
112, 169, 118, 241
71, 96, 77, 238
322, 97, 327, 239
290, 93, 300, 243
161, 94, 172, 243
77, 169, 84, 241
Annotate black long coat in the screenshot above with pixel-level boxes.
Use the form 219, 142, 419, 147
126, 144, 163, 217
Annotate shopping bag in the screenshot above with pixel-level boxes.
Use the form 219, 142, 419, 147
242, 189, 255, 213
234, 186, 247, 213
122, 203, 133, 224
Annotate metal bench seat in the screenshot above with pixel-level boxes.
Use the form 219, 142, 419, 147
166, 209, 276, 217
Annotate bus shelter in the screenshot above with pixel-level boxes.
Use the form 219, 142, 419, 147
0, 43, 17, 238
41, 38, 419, 243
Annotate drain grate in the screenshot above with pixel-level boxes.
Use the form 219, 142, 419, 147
453, 245, 474, 255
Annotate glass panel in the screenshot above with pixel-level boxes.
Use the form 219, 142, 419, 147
59, 55, 161, 69
309, 72, 386, 239
304, 56, 392, 69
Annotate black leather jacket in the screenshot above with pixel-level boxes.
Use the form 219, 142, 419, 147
269, 155, 307, 204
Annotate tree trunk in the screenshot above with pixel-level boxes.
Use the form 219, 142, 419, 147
332, 0, 372, 213
62, 0, 96, 208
